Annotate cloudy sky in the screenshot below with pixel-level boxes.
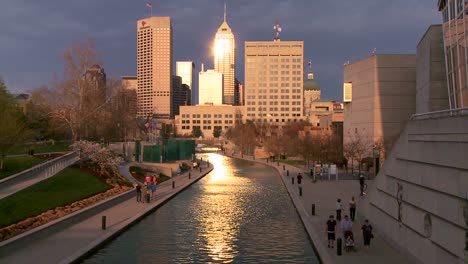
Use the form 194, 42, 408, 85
0, 0, 441, 101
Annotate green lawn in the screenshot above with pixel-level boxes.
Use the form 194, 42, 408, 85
6, 142, 71, 156
0, 167, 112, 228
0, 156, 43, 180
129, 166, 170, 184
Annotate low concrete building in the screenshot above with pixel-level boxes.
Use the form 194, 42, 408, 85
175, 105, 245, 138
343, 54, 417, 158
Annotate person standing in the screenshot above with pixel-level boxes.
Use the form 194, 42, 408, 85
349, 197, 356, 221
136, 184, 142, 202
297, 173, 303, 185
361, 219, 373, 248
146, 186, 151, 203
359, 175, 366, 196
336, 199, 343, 221
152, 175, 157, 185
326, 215, 337, 248
141, 183, 147, 203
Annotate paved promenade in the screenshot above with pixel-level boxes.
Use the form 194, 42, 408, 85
229, 154, 408, 264
0, 161, 213, 264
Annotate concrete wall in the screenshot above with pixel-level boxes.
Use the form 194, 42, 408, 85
416, 25, 449, 114
361, 113, 468, 264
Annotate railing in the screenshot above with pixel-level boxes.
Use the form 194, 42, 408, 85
410, 108, 468, 121
0, 152, 80, 199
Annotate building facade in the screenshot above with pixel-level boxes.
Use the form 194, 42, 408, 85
303, 70, 321, 117
439, 0, 468, 108
176, 105, 245, 138
137, 16, 173, 118
214, 6, 235, 105
343, 54, 416, 157
176, 61, 195, 103
416, 24, 449, 114
234, 78, 243, 106
199, 69, 224, 105
244, 41, 304, 124
171, 75, 182, 117
121, 76, 137, 91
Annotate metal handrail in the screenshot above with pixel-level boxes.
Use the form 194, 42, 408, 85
410, 108, 468, 121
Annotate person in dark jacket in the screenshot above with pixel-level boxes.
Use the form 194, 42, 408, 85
136, 184, 142, 202
361, 219, 373, 248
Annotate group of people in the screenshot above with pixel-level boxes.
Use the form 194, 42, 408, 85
135, 174, 158, 203
326, 196, 374, 251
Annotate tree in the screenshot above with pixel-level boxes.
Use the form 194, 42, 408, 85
0, 79, 30, 169
343, 132, 371, 175
191, 126, 203, 138
213, 126, 222, 138
71, 140, 123, 176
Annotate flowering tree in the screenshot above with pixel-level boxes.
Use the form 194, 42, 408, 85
72, 140, 123, 176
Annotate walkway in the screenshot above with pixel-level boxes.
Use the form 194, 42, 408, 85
229, 154, 408, 264
0, 160, 213, 264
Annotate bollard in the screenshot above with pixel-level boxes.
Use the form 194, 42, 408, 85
299, 186, 302, 196
337, 238, 342, 256
189, 172, 191, 179
312, 204, 316, 215
199, 167, 202, 172
292, 177, 295, 185
283, 165, 285, 171
172, 181, 175, 189
102, 216, 106, 230
287, 170, 289, 176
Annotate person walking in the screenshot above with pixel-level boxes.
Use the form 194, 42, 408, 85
340, 215, 353, 238
336, 199, 343, 221
135, 184, 142, 202
152, 175, 157, 185
146, 186, 151, 203
349, 197, 356, 221
361, 219, 373, 248
141, 183, 148, 203
359, 175, 366, 196
297, 173, 303, 185
145, 174, 151, 186
326, 215, 337, 248
150, 183, 156, 200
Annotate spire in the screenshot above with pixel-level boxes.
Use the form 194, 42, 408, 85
224, 0, 227, 22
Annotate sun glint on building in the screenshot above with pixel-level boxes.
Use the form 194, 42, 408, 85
137, 16, 173, 118
214, 2, 235, 105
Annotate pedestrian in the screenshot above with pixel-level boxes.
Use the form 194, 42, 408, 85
152, 175, 157, 185
361, 219, 373, 248
150, 183, 156, 200
297, 173, 303, 185
359, 175, 366, 196
336, 198, 343, 221
135, 184, 142, 202
145, 174, 151, 186
349, 196, 356, 221
326, 215, 337, 248
146, 186, 151, 203
141, 183, 147, 203
340, 215, 353, 238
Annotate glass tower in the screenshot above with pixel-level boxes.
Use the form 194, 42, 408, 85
439, 0, 468, 108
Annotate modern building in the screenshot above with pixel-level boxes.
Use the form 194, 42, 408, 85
343, 54, 416, 157
121, 76, 137, 90
244, 41, 304, 124
175, 105, 245, 138
181, 84, 192, 106
171, 75, 183, 117
176, 61, 195, 102
416, 24, 449, 114
439, 0, 468, 108
308, 99, 341, 128
199, 68, 224, 105
84, 64, 107, 102
214, 2, 235, 105
137, 16, 173, 118
303, 69, 321, 117
234, 78, 243, 106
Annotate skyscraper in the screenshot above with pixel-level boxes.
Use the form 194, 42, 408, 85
199, 69, 224, 105
137, 16, 173, 118
214, 2, 235, 105
244, 41, 304, 124
176, 61, 195, 103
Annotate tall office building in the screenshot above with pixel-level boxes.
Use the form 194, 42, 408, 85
137, 16, 173, 118
176, 61, 195, 102
214, 2, 235, 105
172, 75, 183, 116
199, 69, 224, 105
244, 41, 304, 124
439, 0, 468, 108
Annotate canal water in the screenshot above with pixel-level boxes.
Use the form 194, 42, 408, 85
82, 154, 319, 263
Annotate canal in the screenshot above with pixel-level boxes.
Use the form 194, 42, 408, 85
82, 153, 319, 263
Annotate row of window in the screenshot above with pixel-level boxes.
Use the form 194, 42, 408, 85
181, 125, 231, 130
246, 107, 301, 112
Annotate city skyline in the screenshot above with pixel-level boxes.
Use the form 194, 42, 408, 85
0, 1, 440, 102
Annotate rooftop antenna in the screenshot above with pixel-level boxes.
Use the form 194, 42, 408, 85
224, 0, 227, 22
372, 48, 377, 55
273, 20, 282, 42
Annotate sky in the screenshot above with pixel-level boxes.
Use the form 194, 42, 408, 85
0, 0, 441, 102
